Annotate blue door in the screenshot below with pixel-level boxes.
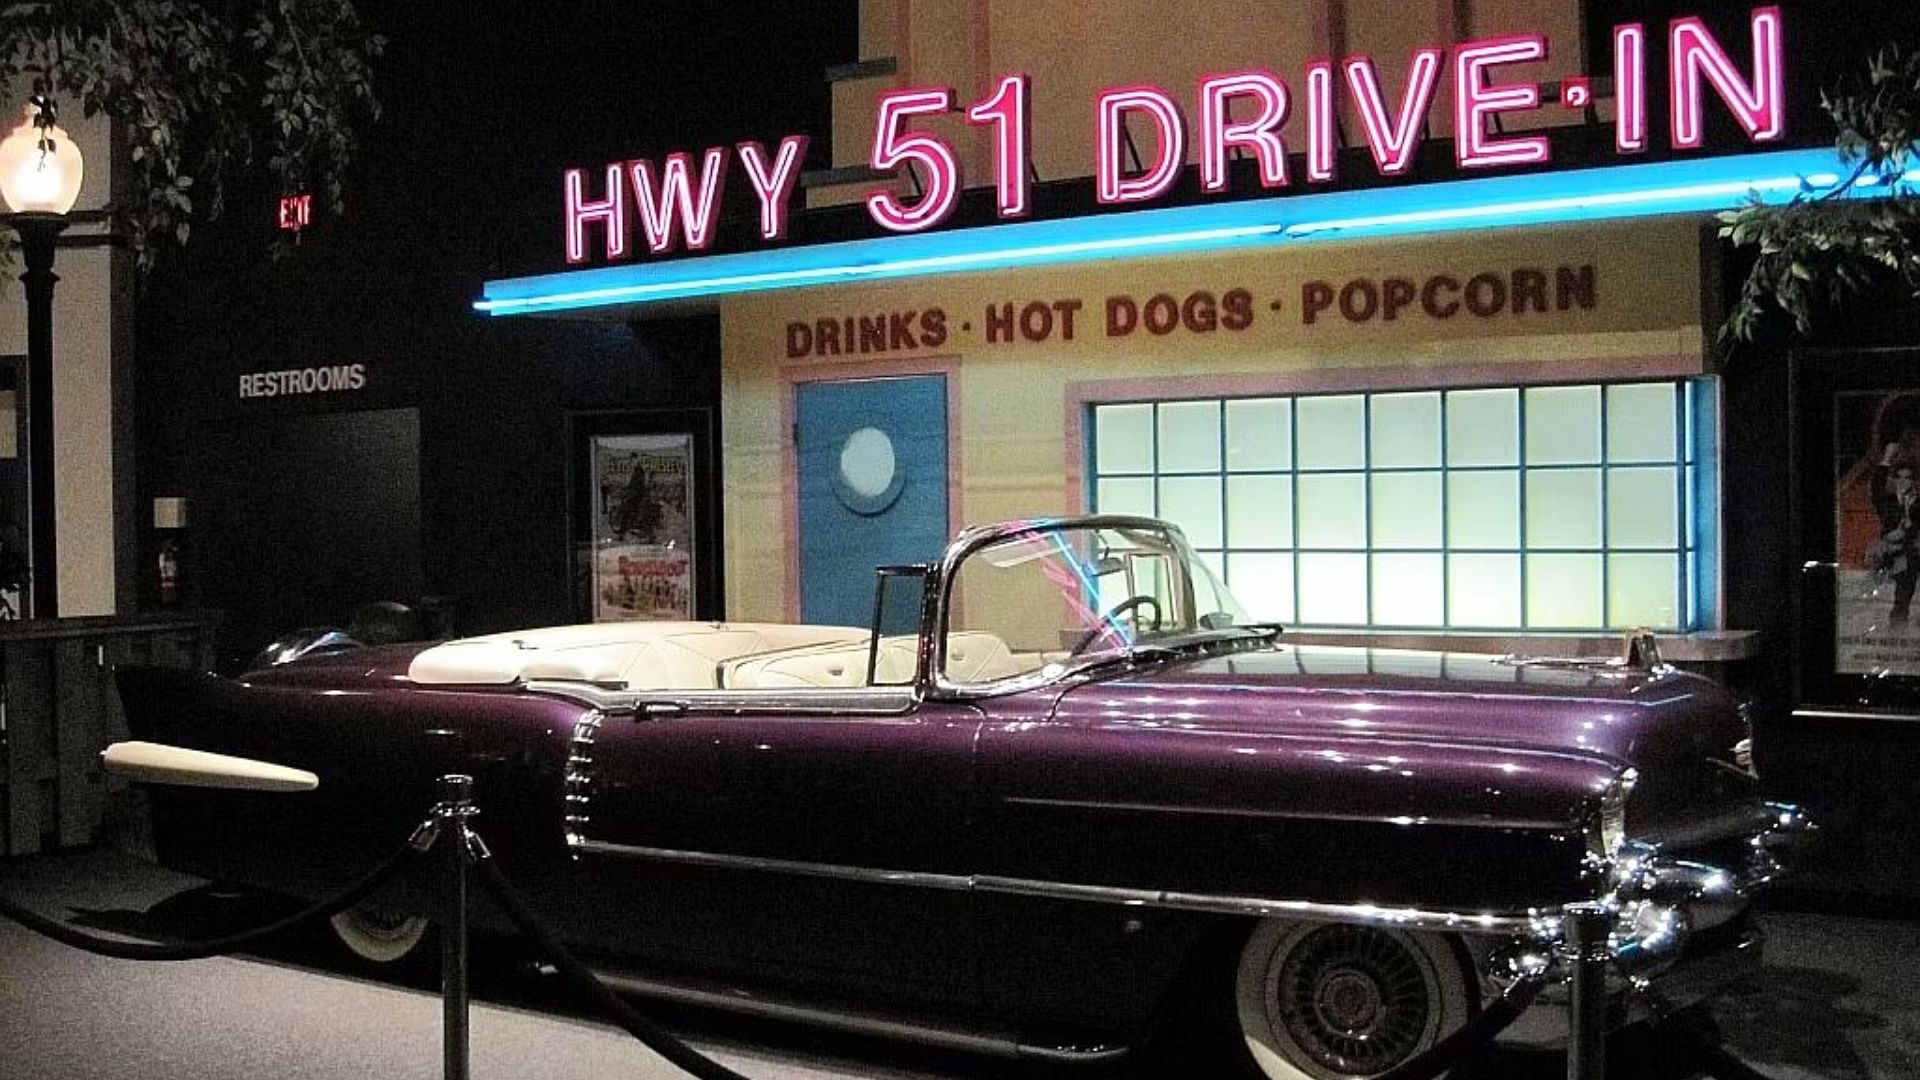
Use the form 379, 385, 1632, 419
796, 376, 949, 626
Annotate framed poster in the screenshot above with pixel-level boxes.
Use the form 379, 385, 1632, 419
589, 433, 695, 621
1832, 391, 1920, 676
567, 408, 720, 624
1790, 348, 1920, 708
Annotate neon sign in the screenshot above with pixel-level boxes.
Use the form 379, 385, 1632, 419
277, 193, 312, 231
482, 148, 1896, 317
561, 6, 1787, 265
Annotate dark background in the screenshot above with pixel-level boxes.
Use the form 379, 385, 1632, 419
135, 4, 859, 667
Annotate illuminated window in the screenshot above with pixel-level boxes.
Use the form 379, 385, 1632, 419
1088, 381, 1713, 632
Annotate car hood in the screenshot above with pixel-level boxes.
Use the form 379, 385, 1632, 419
1054, 643, 1756, 841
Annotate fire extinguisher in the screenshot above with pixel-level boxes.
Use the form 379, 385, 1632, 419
158, 538, 179, 606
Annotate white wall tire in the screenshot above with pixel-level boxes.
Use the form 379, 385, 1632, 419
1234, 919, 1473, 1080
329, 904, 431, 965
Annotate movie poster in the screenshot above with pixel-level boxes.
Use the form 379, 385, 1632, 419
1834, 391, 1920, 676
590, 434, 694, 622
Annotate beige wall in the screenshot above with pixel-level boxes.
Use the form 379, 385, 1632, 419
0, 90, 121, 616
816, 0, 1590, 208
719, 216, 1705, 621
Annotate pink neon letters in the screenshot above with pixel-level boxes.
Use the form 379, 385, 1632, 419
1454, 35, 1550, 168
1305, 61, 1337, 183
563, 165, 627, 265
1614, 24, 1648, 153
1345, 50, 1444, 175
1197, 71, 1290, 192
737, 136, 810, 241
1097, 87, 1187, 204
867, 88, 962, 232
1670, 6, 1784, 148
967, 75, 1032, 218
559, 7, 1795, 264
628, 148, 728, 253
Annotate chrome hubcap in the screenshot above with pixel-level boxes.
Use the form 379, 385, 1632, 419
1314, 969, 1385, 1036
345, 904, 422, 941
1273, 926, 1433, 1076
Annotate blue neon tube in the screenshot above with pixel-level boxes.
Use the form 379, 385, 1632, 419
476, 148, 1902, 317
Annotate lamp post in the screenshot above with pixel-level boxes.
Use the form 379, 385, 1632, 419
0, 95, 84, 619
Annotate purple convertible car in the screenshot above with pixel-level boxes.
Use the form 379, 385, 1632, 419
119, 516, 1805, 1080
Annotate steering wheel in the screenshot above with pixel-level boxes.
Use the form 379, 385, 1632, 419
1070, 595, 1163, 655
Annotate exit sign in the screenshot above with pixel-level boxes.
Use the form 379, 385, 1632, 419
278, 193, 312, 231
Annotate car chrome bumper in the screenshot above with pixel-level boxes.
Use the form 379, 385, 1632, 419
1495, 919, 1764, 1049
1487, 801, 1808, 1048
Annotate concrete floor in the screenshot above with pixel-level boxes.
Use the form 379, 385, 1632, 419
1, 847, 1916, 1080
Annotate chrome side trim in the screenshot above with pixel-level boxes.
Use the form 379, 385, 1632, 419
571, 837, 1546, 935
975, 876, 1544, 935
589, 968, 1129, 1063
562, 710, 605, 850
1002, 795, 1552, 831
574, 802, 1808, 945
522, 681, 920, 716
1790, 707, 1920, 724
571, 839, 972, 892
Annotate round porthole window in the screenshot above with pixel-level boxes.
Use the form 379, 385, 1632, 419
834, 426, 905, 515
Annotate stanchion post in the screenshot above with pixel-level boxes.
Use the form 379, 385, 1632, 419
437, 774, 477, 1080
1565, 901, 1612, 1080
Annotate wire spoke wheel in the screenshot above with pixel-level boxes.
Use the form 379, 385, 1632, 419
329, 902, 430, 965
1235, 920, 1472, 1080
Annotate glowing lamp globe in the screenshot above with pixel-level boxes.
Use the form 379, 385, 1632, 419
0, 104, 83, 215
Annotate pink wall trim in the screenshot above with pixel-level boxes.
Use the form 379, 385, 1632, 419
1310, 0, 1348, 62
895, 0, 915, 87
1061, 352, 1705, 510
779, 353, 964, 622
970, 0, 992, 93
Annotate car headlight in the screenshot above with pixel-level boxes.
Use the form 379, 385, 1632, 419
1591, 768, 1638, 858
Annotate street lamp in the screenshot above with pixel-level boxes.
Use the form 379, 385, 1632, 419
0, 95, 83, 619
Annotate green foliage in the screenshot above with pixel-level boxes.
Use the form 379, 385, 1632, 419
0, 0, 384, 266
1719, 47, 1920, 342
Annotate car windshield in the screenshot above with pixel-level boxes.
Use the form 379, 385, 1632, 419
939, 519, 1252, 686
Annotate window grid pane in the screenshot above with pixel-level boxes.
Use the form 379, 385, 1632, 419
1088, 381, 1702, 632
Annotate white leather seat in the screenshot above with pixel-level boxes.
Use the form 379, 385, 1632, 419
719, 631, 1027, 689
719, 635, 907, 689
407, 622, 868, 690
411, 621, 1037, 692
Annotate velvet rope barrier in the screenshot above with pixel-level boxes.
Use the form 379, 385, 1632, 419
475, 856, 757, 1080
1371, 967, 1550, 1080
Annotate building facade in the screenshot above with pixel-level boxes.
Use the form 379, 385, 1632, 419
131, 2, 1920, 898
489, 0, 1791, 657
473, 0, 1920, 898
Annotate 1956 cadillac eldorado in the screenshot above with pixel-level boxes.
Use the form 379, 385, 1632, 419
118, 515, 1807, 1080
